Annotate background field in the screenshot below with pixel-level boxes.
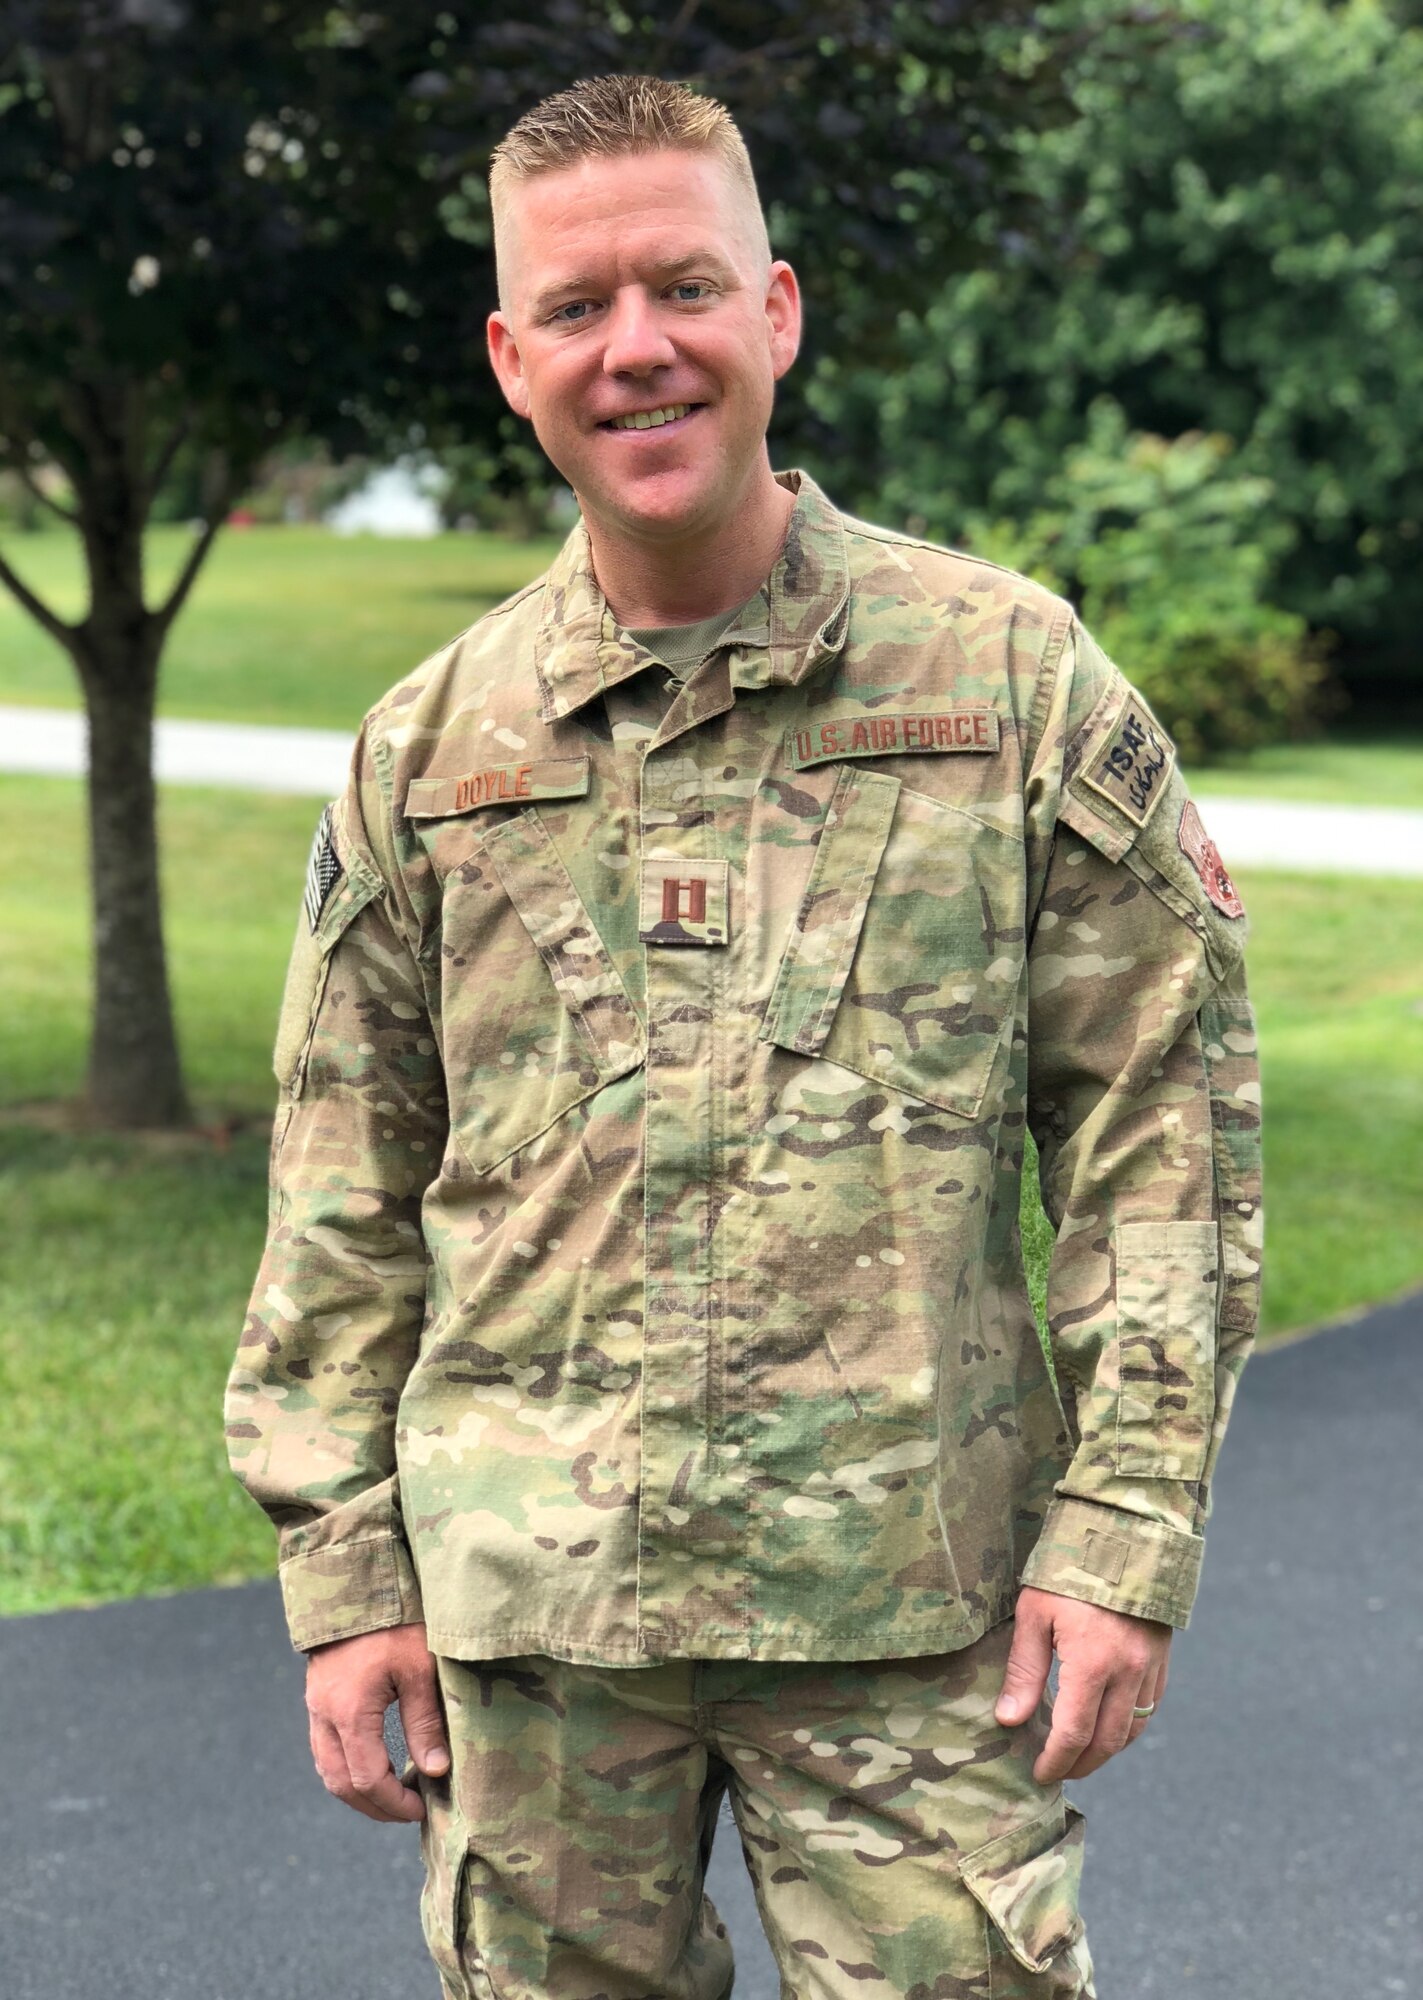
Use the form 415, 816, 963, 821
2, 523, 1420, 805
2, 529, 1419, 1617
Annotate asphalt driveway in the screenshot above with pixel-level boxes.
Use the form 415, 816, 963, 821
2, 1292, 1419, 1999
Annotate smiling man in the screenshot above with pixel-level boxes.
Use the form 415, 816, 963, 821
227, 74, 1262, 2000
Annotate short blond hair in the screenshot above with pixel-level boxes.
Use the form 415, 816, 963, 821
489, 75, 768, 304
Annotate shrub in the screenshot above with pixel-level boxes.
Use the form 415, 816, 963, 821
964, 409, 1330, 760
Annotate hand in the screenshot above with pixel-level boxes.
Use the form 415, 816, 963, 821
994, 1587, 1172, 1783
305, 1621, 450, 1823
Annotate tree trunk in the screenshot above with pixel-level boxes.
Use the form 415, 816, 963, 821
77, 633, 191, 1129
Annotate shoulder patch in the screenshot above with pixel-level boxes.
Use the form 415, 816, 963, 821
1178, 800, 1245, 919
1077, 687, 1174, 830
302, 803, 342, 933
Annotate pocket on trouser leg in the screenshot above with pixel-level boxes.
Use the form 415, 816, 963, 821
959, 1800, 1095, 1998
417, 1773, 499, 2000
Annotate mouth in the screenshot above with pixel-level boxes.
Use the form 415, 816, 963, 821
598, 402, 703, 435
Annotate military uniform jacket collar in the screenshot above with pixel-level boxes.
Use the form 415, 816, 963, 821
533, 469, 852, 721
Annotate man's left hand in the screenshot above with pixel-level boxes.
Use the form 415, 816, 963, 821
994, 1586, 1173, 1782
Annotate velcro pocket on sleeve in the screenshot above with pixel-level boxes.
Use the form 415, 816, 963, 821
273, 808, 384, 1092
1114, 1219, 1220, 1481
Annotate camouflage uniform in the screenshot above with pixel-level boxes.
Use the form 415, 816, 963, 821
413, 1621, 1094, 2000
226, 469, 1261, 1997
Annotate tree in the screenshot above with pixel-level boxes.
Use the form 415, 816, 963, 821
809, 0, 1423, 707
0, 0, 1065, 1129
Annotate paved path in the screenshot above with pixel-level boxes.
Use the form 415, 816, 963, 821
2, 1292, 1419, 1999
0, 703, 354, 798
3, 702, 1421, 873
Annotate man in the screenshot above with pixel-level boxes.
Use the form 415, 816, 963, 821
226, 72, 1261, 2000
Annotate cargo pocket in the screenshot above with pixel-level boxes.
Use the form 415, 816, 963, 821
418, 805, 644, 1175
960, 1799, 1092, 1998
272, 814, 383, 1096
418, 1781, 492, 2000
1114, 1218, 1219, 1480
759, 763, 1024, 1118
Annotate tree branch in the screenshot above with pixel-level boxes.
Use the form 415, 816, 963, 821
153, 504, 227, 636
0, 544, 79, 652
145, 415, 191, 507
9, 453, 80, 526
649, 0, 704, 76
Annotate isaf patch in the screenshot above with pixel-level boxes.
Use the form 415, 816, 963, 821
1178, 800, 1245, 919
303, 803, 342, 934
1079, 692, 1174, 829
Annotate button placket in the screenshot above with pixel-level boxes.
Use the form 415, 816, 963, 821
635, 671, 749, 1651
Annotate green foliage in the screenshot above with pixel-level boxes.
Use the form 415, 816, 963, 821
0, 0, 1070, 510
811, 0, 1423, 699
966, 411, 1330, 759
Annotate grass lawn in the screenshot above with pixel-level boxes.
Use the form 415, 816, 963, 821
0, 523, 559, 731
1, 773, 1420, 1616
1187, 737, 1423, 809
2, 521, 1421, 804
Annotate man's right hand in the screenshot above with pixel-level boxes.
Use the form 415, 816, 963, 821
305, 1621, 450, 1823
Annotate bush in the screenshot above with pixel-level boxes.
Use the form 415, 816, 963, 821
808, 0, 1423, 700
964, 409, 1330, 760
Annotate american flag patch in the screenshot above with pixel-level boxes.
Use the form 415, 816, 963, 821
303, 803, 342, 933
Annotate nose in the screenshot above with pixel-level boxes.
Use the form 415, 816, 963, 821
601, 287, 677, 378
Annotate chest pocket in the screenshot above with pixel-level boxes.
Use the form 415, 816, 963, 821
759, 764, 1025, 1118
415, 807, 644, 1175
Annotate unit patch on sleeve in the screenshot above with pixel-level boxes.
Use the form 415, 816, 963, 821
786, 710, 1000, 771
404, 755, 590, 819
1178, 799, 1246, 919
302, 803, 342, 934
1076, 690, 1175, 829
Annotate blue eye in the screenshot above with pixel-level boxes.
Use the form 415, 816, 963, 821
672, 282, 709, 302
553, 300, 591, 323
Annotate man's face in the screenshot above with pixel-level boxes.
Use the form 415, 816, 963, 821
487, 148, 800, 547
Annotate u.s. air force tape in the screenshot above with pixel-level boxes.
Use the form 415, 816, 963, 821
787, 710, 1000, 770
302, 803, 342, 934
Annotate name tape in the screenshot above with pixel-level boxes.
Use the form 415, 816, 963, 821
787, 710, 1001, 771
405, 756, 590, 819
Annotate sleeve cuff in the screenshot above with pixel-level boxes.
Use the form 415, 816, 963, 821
1020, 1496, 1204, 1629
278, 1530, 424, 1653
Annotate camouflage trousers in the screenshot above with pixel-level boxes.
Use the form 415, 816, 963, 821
412, 1615, 1095, 2000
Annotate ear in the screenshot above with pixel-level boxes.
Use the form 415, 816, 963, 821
487, 311, 532, 420
764, 260, 802, 382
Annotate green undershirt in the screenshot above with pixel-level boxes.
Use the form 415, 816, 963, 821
626, 594, 758, 682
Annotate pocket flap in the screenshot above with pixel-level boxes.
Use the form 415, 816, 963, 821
760, 763, 899, 1054
480, 807, 644, 1079
960, 1799, 1087, 1975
